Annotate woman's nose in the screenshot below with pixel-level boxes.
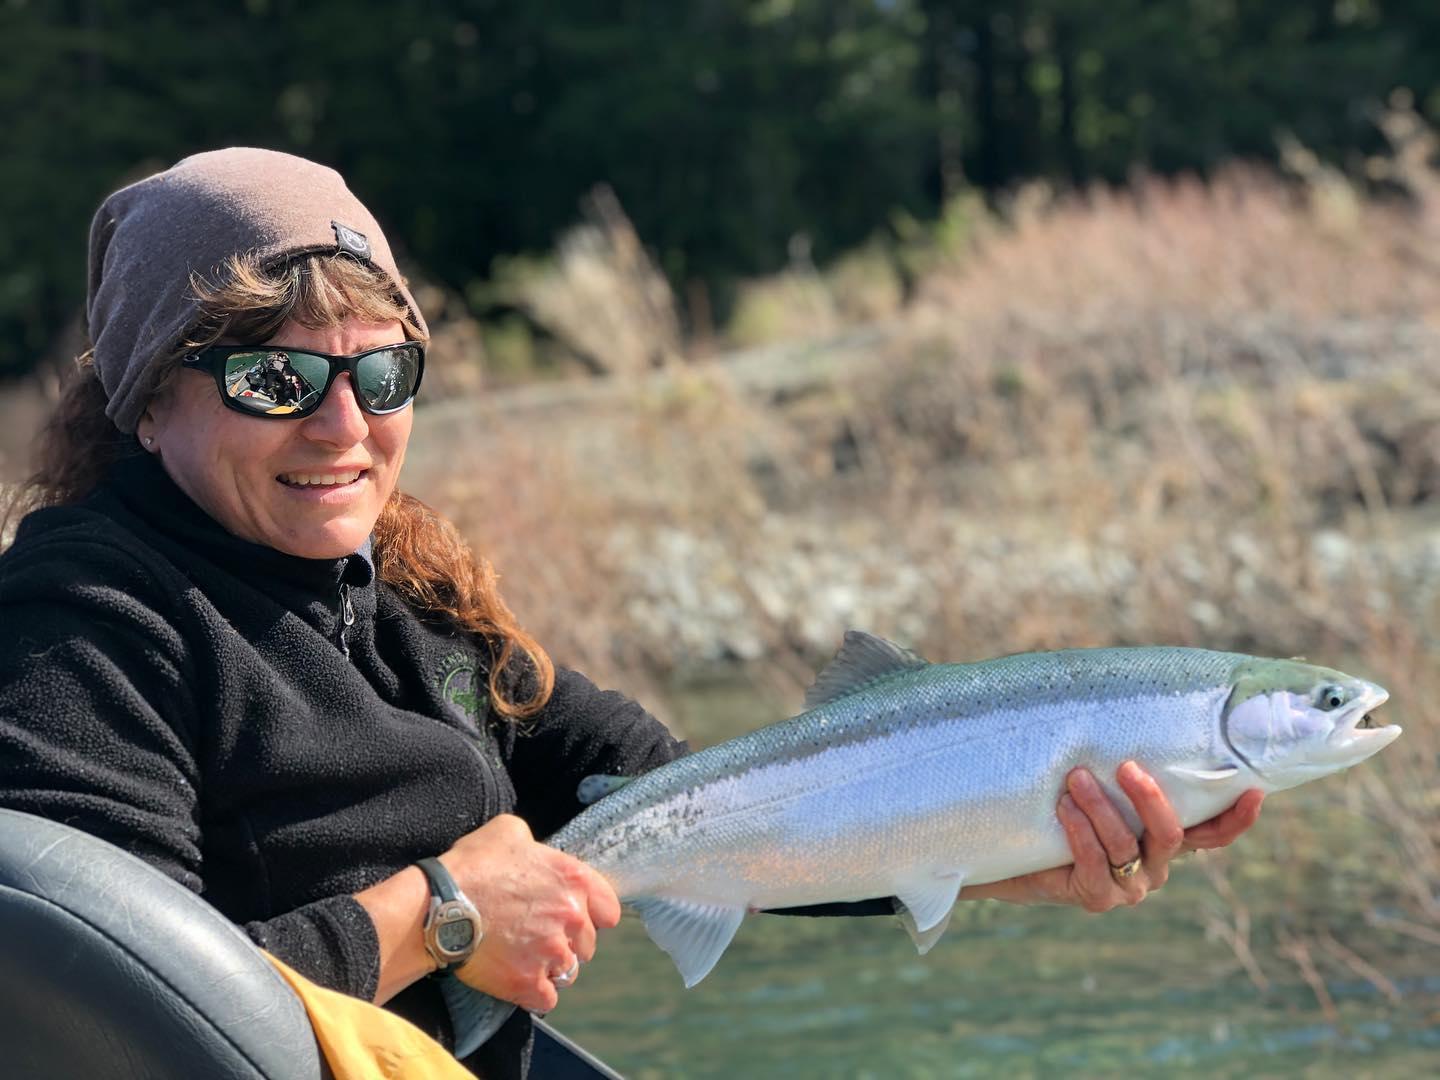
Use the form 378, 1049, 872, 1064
302, 372, 370, 446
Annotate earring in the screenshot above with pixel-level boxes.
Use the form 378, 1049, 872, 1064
144, 437, 154, 447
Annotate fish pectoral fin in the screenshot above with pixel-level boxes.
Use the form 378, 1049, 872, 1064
894, 870, 965, 936
1166, 762, 1240, 783
803, 630, 929, 710
576, 774, 634, 805
894, 900, 953, 955
630, 897, 746, 988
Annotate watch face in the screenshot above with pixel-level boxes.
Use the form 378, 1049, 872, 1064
438, 916, 476, 954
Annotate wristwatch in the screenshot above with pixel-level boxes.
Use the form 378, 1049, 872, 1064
416, 856, 484, 973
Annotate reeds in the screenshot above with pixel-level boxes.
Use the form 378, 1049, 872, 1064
401, 116, 1440, 995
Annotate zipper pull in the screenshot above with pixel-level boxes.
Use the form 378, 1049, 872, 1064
338, 583, 355, 657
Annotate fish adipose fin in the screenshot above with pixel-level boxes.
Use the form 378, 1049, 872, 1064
894, 870, 965, 943
576, 774, 634, 805
630, 897, 746, 988
1166, 763, 1240, 783
804, 630, 930, 710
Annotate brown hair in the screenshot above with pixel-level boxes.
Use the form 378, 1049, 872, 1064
10, 253, 553, 718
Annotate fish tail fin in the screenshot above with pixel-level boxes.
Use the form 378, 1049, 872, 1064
438, 976, 517, 1059
630, 897, 746, 988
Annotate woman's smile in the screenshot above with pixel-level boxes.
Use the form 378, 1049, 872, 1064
138, 318, 412, 559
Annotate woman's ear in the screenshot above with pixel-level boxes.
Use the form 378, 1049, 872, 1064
135, 393, 167, 452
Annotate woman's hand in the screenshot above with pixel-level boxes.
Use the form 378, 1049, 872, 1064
960, 762, 1265, 911
442, 814, 620, 1012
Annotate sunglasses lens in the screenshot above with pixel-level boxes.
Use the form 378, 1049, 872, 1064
222, 351, 327, 415
355, 345, 422, 412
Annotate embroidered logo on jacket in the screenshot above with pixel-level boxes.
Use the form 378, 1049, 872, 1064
438, 651, 488, 730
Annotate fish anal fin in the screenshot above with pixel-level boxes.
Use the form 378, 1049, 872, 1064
894, 870, 965, 935
895, 900, 953, 955
804, 630, 929, 711
630, 896, 746, 988
1166, 763, 1240, 783
576, 774, 634, 805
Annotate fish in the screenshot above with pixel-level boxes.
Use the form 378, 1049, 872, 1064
443, 632, 1400, 1054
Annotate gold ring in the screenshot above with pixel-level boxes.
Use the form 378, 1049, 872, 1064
1111, 855, 1143, 881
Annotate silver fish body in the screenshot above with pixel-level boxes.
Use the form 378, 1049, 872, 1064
559, 646, 1239, 910
445, 633, 1398, 1054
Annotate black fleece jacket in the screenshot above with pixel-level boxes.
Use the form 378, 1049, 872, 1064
0, 453, 688, 1077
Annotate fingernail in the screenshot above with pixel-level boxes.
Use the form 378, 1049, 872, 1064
1058, 793, 1077, 816
1067, 770, 1093, 797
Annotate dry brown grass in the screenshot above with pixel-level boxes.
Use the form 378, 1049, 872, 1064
4, 112, 1437, 996
400, 138, 1440, 993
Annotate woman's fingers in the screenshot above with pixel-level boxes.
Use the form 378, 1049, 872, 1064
446, 815, 617, 1006
558, 859, 617, 963
1066, 768, 1141, 867
1182, 789, 1265, 851
525, 977, 560, 1015
1065, 767, 1148, 904
581, 864, 623, 930
1115, 761, 1185, 888
1057, 791, 1131, 911
569, 907, 598, 964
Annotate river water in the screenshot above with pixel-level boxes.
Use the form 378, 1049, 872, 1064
548, 682, 1440, 1078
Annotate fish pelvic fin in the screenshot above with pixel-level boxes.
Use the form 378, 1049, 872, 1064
895, 900, 953, 955
804, 630, 929, 710
895, 870, 965, 938
630, 896, 746, 988
576, 773, 634, 805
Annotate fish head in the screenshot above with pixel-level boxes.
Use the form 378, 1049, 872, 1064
1222, 658, 1398, 791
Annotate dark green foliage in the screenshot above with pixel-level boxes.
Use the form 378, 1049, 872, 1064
2, 0, 1436, 376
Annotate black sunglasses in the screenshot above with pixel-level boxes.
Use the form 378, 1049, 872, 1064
182, 343, 425, 419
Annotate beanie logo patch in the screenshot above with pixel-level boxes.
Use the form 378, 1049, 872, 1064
331, 221, 371, 260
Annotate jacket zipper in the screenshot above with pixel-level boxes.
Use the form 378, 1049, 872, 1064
337, 582, 355, 658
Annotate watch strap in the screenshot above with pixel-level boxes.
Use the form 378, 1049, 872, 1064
416, 856, 461, 904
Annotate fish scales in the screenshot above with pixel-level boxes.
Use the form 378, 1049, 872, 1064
551, 647, 1245, 905
442, 636, 1399, 1055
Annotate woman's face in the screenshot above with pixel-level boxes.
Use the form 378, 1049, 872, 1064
138, 318, 414, 559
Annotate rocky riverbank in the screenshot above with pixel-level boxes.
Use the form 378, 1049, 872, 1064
404, 310, 1440, 683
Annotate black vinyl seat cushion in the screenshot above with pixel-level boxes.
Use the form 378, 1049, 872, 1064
0, 808, 325, 1080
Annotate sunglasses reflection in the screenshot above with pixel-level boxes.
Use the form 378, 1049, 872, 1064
365, 362, 410, 408
225, 352, 320, 413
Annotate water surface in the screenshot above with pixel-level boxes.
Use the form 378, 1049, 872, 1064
551, 681, 1439, 1078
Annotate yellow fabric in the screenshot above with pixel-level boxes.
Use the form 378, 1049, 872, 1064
264, 953, 474, 1080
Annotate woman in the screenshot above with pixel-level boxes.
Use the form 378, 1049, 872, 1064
0, 149, 1263, 1078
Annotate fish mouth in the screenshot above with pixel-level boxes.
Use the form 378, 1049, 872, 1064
1328, 684, 1400, 756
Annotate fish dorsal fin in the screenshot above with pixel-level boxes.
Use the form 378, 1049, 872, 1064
577, 774, 633, 805
630, 897, 747, 988
804, 630, 929, 711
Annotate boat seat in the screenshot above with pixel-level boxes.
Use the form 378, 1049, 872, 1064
0, 808, 623, 1079
0, 808, 327, 1080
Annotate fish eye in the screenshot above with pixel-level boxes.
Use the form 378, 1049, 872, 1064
1317, 685, 1347, 711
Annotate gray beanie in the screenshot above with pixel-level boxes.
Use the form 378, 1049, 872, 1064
86, 147, 429, 433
